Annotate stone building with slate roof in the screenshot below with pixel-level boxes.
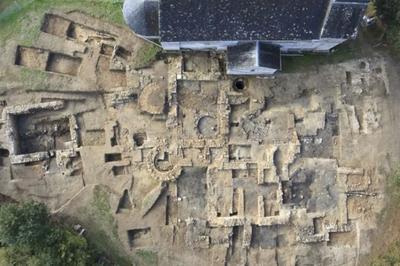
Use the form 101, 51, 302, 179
123, 0, 369, 75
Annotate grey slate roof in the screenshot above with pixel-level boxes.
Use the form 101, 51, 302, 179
322, 3, 368, 39
159, 0, 331, 42
123, 0, 369, 44
335, 0, 369, 3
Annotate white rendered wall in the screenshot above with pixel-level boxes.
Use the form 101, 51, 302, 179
227, 66, 277, 76
161, 39, 346, 53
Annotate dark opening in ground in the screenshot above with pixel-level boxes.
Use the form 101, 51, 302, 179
0, 148, 10, 157
104, 153, 122, 162
233, 78, 246, 91
133, 133, 147, 147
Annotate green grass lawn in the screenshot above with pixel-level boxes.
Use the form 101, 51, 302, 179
0, 0, 125, 46
81, 185, 132, 266
133, 249, 158, 266
281, 40, 364, 73
368, 168, 400, 265
133, 44, 162, 69
0, 0, 16, 12
81, 186, 160, 265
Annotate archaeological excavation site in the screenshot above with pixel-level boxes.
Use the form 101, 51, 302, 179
1, 1, 400, 265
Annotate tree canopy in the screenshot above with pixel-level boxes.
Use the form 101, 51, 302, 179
374, 0, 400, 51
375, 0, 400, 24
0, 202, 90, 266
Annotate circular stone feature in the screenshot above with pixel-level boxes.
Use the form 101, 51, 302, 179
233, 78, 246, 91
154, 151, 174, 172
197, 116, 218, 137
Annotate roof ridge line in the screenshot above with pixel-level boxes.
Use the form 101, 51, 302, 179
320, 0, 335, 39
256, 41, 260, 67
333, 1, 369, 5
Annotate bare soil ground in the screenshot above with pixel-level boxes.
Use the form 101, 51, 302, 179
359, 56, 400, 265
1, 4, 400, 266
